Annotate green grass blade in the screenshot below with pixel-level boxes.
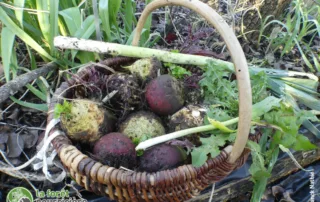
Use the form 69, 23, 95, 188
58, 17, 69, 36
1, 27, 16, 82
123, 0, 133, 34
108, 0, 122, 26
269, 78, 320, 111
71, 15, 96, 61
36, 0, 50, 45
10, 96, 48, 111
59, 7, 81, 35
14, 0, 26, 27
49, 0, 59, 55
126, 28, 147, 45
302, 120, 320, 139
0, 7, 54, 60
99, 0, 111, 41
26, 84, 47, 102
294, 39, 315, 72
279, 77, 319, 91
281, 11, 301, 56
10, 50, 18, 79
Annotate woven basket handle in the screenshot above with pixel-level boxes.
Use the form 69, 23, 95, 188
132, 0, 252, 163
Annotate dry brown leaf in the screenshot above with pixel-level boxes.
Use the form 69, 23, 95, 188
6, 133, 24, 158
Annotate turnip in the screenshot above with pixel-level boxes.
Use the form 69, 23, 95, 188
93, 132, 136, 168
119, 111, 165, 142
169, 105, 207, 131
139, 144, 187, 172
60, 100, 115, 144
123, 57, 162, 82
146, 75, 184, 115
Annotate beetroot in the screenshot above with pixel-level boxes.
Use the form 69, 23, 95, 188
139, 144, 187, 172
93, 133, 137, 169
145, 75, 184, 115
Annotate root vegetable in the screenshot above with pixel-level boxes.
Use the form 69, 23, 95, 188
106, 73, 141, 111
93, 132, 137, 168
146, 75, 184, 115
119, 111, 165, 142
123, 57, 162, 82
169, 105, 207, 131
139, 144, 187, 172
60, 100, 115, 143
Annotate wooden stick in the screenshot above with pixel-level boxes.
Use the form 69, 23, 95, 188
0, 62, 57, 104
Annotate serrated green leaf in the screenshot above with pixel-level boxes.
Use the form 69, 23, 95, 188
191, 146, 210, 167
293, 134, 317, 151
191, 133, 235, 167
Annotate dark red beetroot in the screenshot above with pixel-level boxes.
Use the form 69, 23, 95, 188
145, 75, 184, 115
139, 144, 187, 172
93, 132, 136, 169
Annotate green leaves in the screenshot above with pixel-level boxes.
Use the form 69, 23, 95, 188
247, 141, 270, 182
10, 96, 48, 112
59, 7, 82, 35
1, 27, 16, 82
164, 63, 191, 79
191, 133, 236, 167
201, 62, 269, 117
54, 100, 72, 119
293, 134, 317, 151
0, 7, 53, 60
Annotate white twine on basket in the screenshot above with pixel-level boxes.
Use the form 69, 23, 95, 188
0, 118, 66, 183
36, 118, 67, 183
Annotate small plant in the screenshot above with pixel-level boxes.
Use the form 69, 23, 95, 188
164, 62, 192, 79
54, 99, 73, 119
258, 0, 320, 72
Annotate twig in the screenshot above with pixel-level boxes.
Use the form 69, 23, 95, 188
102, 90, 118, 103
0, 122, 45, 131
0, 62, 57, 104
208, 183, 216, 202
0, 161, 54, 182
1, 80, 37, 119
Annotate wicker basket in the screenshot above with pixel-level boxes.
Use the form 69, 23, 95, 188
47, 0, 256, 201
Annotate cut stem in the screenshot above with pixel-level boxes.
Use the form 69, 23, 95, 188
135, 118, 239, 150
54, 36, 317, 80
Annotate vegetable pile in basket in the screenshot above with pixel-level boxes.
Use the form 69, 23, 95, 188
54, 57, 319, 201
